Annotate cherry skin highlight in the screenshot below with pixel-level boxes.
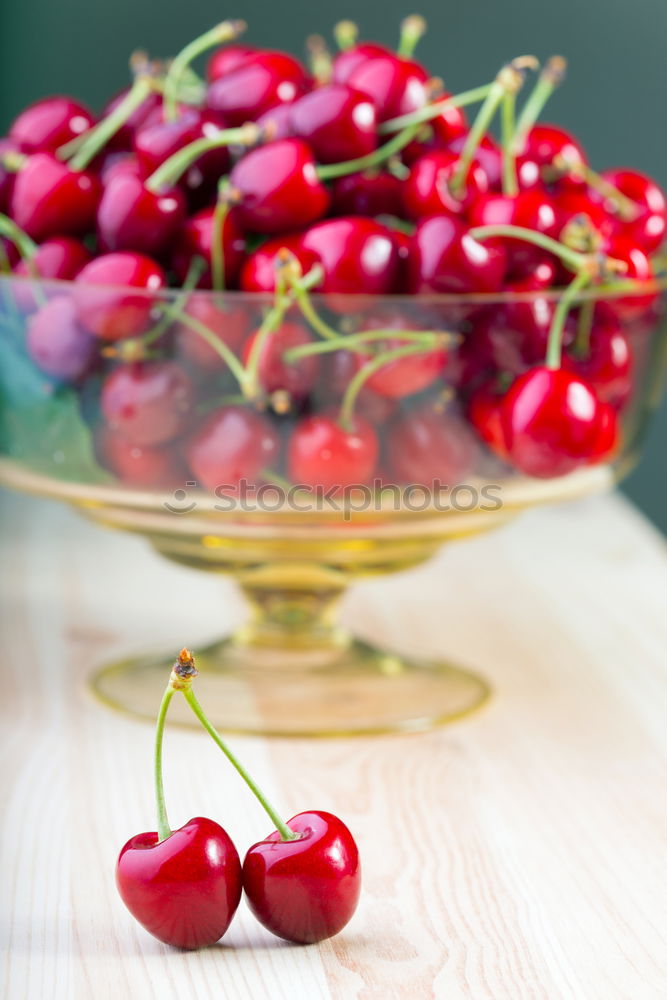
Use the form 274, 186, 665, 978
288, 413, 379, 489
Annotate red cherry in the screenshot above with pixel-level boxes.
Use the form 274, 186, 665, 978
243, 811, 360, 945
9, 96, 95, 153
288, 413, 378, 489
207, 44, 260, 81
13, 236, 90, 283
206, 51, 310, 126
500, 367, 616, 478
99, 152, 145, 185
354, 308, 448, 398
288, 84, 377, 163
0, 138, 19, 212
318, 349, 395, 422
229, 139, 330, 234
401, 98, 468, 165
447, 132, 502, 189
407, 216, 507, 294
468, 190, 559, 277
175, 295, 248, 370
10, 152, 100, 241
116, 817, 242, 949
172, 206, 246, 289
332, 42, 391, 84
299, 217, 400, 297
240, 234, 318, 293
242, 321, 319, 398
602, 237, 656, 320
96, 172, 186, 257
74, 252, 166, 340
331, 171, 403, 217
563, 320, 633, 408
187, 405, 280, 490
255, 102, 295, 141
518, 124, 587, 178
555, 188, 614, 245
101, 88, 162, 151
101, 361, 194, 446
467, 382, 509, 459
403, 150, 488, 219
96, 426, 188, 488
388, 405, 477, 486
346, 54, 428, 122
596, 168, 667, 254
26, 296, 96, 381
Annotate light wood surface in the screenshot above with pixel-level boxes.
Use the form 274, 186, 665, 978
2, 488, 667, 1000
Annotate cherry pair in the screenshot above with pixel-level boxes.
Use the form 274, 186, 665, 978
116, 648, 361, 948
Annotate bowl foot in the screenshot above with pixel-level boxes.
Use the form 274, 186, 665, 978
90, 635, 491, 737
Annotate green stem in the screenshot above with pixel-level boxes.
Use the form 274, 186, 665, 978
163, 20, 246, 121
339, 343, 434, 429
378, 84, 492, 135
66, 77, 154, 170
306, 34, 333, 85
574, 295, 595, 357
546, 270, 591, 370
316, 123, 421, 180
513, 55, 567, 153
181, 687, 298, 841
154, 685, 175, 843
291, 283, 338, 340
174, 304, 249, 387
334, 20, 358, 50
211, 190, 229, 293
0, 213, 38, 260
469, 224, 587, 274
501, 92, 518, 197
146, 124, 259, 192
284, 328, 442, 361
556, 160, 640, 221
242, 298, 291, 396
397, 15, 427, 59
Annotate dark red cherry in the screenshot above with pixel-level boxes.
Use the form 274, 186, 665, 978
288, 84, 377, 163
239, 234, 317, 293
332, 42, 391, 84
13, 235, 90, 281
74, 252, 166, 340
403, 150, 488, 219
388, 405, 478, 486
230, 139, 329, 234
9, 96, 95, 153
518, 124, 587, 177
448, 132, 502, 189
468, 190, 559, 276
187, 405, 280, 490
133, 112, 199, 176
101, 360, 194, 446
467, 382, 509, 459
242, 320, 319, 398
255, 103, 295, 142
401, 97, 468, 165
331, 171, 403, 217
300, 217, 400, 297
101, 87, 162, 151
602, 237, 656, 320
407, 216, 507, 294
563, 320, 633, 408
116, 817, 242, 950
96, 425, 188, 488
175, 295, 248, 371
555, 188, 614, 246
99, 152, 145, 185
207, 44, 260, 81
596, 168, 667, 254
96, 172, 186, 257
243, 811, 361, 945
500, 367, 616, 478
318, 349, 395, 423
26, 296, 96, 382
288, 413, 378, 489
207, 51, 310, 126
10, 153, 100, 241
0, 139, 19, 212
171, 206, 246, 288
355, 308, 448, 398
347, 54, 428, 122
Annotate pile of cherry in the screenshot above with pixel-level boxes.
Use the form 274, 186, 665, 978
117, 648, 360, 948
1, 15, 665, 488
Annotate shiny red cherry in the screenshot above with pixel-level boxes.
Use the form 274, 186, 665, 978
468, 190, 559, 277
300, 217, 400, 297
175, 295, 248, 370
96, 425, 188, 488
517, 124, 587, 179
400, 98, 468, 165
242, 320, 319, 398
255, 102, 295, 141
206, 51, 310, 126
500, 367, 616, 478
101, 361, 194, 446
10, 152, 100, 241
467, 382, 509, 459
596, 168, 667, 254
563, 320, 633, 408
332, 42, 391, 84
407, 216, 507, 294
288, 84, 377, 163
96, 172, 186, 257
172, 206, 246, 288
602, 237, 656, 320
13, 235, 90, 283
239, 234, 317, 293
331, 170, 403, 217
74, 252, 166, 340
347, 54, 428, 122
555, 188, 614, 247
448, 132, 503, 189
116, 817, 242, 949
101, 87, 162, 151
9, 96, 95, 153
388, 405, 478, 486
403, 150, 488, 220
26, 296, 96, 381
354, 309, 448, 398
229, 139, 330, 234
288, 413, 378, 489
207, 44, 260, 81
187, 405, 280, 491
243, 811, 361, 945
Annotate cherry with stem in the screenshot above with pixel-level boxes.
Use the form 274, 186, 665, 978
162, 20, 247, 121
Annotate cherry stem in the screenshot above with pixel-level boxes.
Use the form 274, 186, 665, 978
316, 123, 422, 180
65, 76, 155, 170
469, 224, 587, 273
306, 35, 333, 85
241, 297, 292, 398
513, 55, 567, 153
284, 328, 446, 362
211, 183, 230, 293
339, 342, 437, 430
181, 685, 298, 841
545, 269, 591, 370
0, 212, 38, 260
574, 296, 595, 357
378, 84, 492, 135
554, 158, 641, 221
175, 302, 249, 388
146, 123, 260, 192
501, 92, 518, 197
154, 684, 175, 842
287, 273, 339, 340
334, 20, 358, 51
163, 20, 246, 121
397, 15, 427, 59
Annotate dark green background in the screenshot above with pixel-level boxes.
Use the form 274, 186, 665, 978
1, 0, 665, 528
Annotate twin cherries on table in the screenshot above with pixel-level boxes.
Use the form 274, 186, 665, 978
116, 648, 360, 948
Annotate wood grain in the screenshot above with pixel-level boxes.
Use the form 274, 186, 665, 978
1, 488, 667, 1000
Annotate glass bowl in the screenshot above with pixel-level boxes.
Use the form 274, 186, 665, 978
1, 273, 665, 735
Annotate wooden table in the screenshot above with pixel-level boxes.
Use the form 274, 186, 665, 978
2, 488, 667, 1000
